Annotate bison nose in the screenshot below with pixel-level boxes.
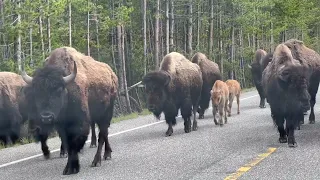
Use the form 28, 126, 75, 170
40, 112, 54, 123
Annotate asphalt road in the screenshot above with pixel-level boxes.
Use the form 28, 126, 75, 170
0, 89, 320, 180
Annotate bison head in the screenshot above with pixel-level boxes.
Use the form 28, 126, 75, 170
21, 61, 77, 124
142, 71, 171, 118
210, 89, 222, 107
275, 44, 310, 112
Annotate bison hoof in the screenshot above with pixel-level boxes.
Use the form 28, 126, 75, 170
43, 152, 50, 160
184, 127, 192, 133
279, 137, 287, 143
219, 123, 224, 127
60, 152, 68, 158
198, 114, 204, 119
89, 144, 97, 148
103, 151, 112, 160
165, 128, 173, 137
309, 120, 315, 124
303, 111, 308, 115
63, 161, 80, 175
259, 105, 266, 108
192, 122, 198, 131
91, 155, 102, 167
228, 114, 231, 117
237, 111, 240, 114
288, 137, 297, 148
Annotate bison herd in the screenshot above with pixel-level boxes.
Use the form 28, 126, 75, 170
0, 38, 318, 175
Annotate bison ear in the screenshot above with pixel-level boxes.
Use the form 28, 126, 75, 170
210, 90, 213, 95
279, 68, 290, 82
163, 73, 171, 86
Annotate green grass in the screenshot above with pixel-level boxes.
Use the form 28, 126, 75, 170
241, 86, 256, 93
111, 109, 152, 124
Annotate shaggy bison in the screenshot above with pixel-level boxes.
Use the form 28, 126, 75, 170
21, 47, 118, 175
210, 80, 229, 126
225, 79, 241, 116
248, 49, 272, 108
283, 39, 320, 124
191, 52, 222, 119
262, 43, 310, 147
0, 72, 28, 146
142, 52, 203, 136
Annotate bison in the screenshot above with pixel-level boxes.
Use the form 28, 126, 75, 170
283, 39, 320, 124
21, 47, 118, 175
248, 49, 272, 108
191, 52, 222, 119
142, 52, 203, 136
225, 79, 241, 116
210, 80, 229, 126
262, 43, 310, 147
0, 72, 28, 146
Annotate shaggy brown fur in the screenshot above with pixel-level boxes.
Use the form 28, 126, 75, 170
22, 47, 118, 175
225, 79, 241, 116
0, 72, 28, 145
191, 52, 222, 119
283, 39, 320, 124
210, 80, 229, 126
142, 52, 203, 136
262, 44, 310, 147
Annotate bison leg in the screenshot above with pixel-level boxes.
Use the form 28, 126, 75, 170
224, 99, 229, 124
63, 134, 87, 175
273, 113, 287, 143
218, 105, 224, 127
236, 94, 240, 114
192, 104, 198, 131
255, 82, 266, 108
90, 121, 97, 148
39, 134, 50, 159
308, 78, 319, 124
103, 129, 112, 160
228, 94, 234, 117
164, 114, 175, 136
212, 106, 218, 125
197, 107, 205, 119
286, 114, 300, 148
91, 131, 105, 167
181, 102, 192, 133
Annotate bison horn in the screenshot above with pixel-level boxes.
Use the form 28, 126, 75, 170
63, 61, 77, 84
247, 64, 252, 69
21, 70, 33, 84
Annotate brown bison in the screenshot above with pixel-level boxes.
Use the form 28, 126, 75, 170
191, 52, 222, 119
248, 49, 272, 108
225, 79, 241, 116
283, 39, 320, 124
0, 72, 28, 146
211, 80, 229, 126
142, 52, 203, 136
262, 43, 310, 147
21, 47, 118, 175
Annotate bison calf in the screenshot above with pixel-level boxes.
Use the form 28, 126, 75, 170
210, 80, 229, 126
262, 43, 310, 147
225, 79, 241, 116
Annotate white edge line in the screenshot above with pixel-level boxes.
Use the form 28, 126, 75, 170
0, 94, 259, 169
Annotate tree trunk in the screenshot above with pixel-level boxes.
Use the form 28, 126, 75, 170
68, 1, 72, 47
87, 0, 90, 56
142, 0, 147, 75
186, 0, 193, 58
47, 0, 51, 52
29, 27, 33, 67
208, 0, 214, 58
154, 0, 160, 70
17, 0, 21, 72
169, 0, 174, 52
39, 5, 45, 60
165, 0, 169, 54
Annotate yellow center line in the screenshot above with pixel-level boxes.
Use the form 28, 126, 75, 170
224, 147, 277, 180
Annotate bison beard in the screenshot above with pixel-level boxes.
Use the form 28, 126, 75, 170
248, 49, 272, 108
21, 47, 118, 175
142, 52, 203, 136
191, 52, 222, 119
262, 44, 310, 147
